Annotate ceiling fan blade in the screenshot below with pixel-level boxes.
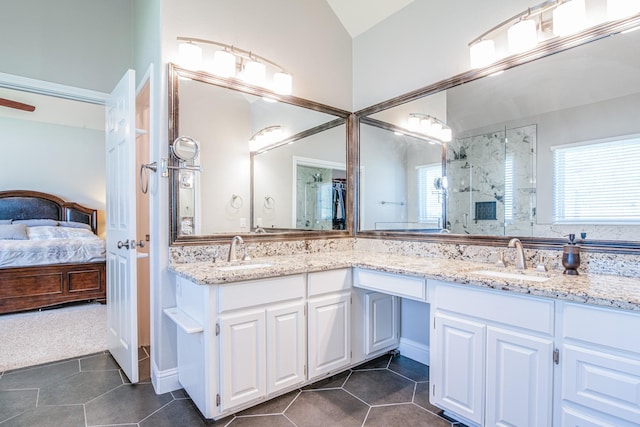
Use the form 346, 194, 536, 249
0, 97, 36, 112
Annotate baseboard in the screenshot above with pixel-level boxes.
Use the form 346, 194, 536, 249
151, 360, 181, 394
398, 337, 430, 366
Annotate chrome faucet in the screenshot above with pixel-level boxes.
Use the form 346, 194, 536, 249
508, 238, 526, 270
227, 235, 244, 262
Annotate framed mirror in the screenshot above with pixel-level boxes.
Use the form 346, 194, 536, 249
356, 16, 640, 250
169, 64, 351, 245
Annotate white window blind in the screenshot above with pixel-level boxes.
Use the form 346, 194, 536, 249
504, 153, 514, 224
417, 164, 443, 224
552, 136, 640, 223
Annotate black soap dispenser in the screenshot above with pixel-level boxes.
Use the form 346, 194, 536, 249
562, 234, 580, 275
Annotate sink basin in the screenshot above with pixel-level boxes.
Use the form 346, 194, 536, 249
215, 263, 273, 272
470, 270, 550, 283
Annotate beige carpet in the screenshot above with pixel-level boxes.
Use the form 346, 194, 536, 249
0, 302, 107, 371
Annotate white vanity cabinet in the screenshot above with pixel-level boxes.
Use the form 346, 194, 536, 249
558, 302, 640, 426
217, 274, 306, 412
428, 280, 555, 427
307, 269, 352, 380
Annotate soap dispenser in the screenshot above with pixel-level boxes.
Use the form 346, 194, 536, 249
562, 234, 580, 275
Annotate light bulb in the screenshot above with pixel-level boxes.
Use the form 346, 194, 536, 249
508, 19, 537, 53
420, 117, 433, 133
407, 116, 420, 130
212, 50, 236, 77
553, 0, 587, 36
607, 0, 640, 20
440, 128, 453, 143
273, 72, 293, 95
178, 42, 202, 70
470, 39, 496, 69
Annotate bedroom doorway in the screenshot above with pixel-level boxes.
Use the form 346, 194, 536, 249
0, 72, 153, 378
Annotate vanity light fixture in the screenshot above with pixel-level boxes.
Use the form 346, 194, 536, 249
468, 0, 640, 69
177, 37, 293, 95
406, 113, 452, 143
249, 125, 286, 152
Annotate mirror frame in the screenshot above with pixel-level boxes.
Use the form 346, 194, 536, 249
354, 15, 640, 254
168, 63, 355, 245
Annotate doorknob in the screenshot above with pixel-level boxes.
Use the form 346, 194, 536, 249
117, 239, 130, 249
132, 240, 145, 248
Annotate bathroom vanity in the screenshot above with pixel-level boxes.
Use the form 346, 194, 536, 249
169, 251, 640, 425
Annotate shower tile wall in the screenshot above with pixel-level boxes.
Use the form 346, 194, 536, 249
447, 124, 536, 235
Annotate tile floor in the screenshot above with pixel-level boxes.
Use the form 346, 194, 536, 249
0, 350, 467, 427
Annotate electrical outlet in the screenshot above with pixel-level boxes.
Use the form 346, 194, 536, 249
240, 218, 247, 228
257, 217, 262, 226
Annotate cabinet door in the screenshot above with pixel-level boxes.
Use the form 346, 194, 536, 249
486, 327, 554, 427
432, 313, 485, 426
266, 301, 306, 394
365, 292, 399, 355
308, 292, 351, 380
219, 309, 266, 411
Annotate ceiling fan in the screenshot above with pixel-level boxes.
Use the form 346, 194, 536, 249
0, 97, 35, 112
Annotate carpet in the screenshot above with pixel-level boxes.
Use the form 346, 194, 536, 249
0, 302, 107, 371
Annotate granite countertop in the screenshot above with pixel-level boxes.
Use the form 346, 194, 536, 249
169, 250, 640, 311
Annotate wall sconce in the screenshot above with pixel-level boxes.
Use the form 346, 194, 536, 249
177, 37, 293, 95
249, 125, 286, 152
468, 0, 640, 69
406, 113, 452, 143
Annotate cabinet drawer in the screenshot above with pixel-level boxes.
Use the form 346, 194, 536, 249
354, 268, 426, 301
219, 275, 305, 312
431, 281, 554, 335
562, 344, 640, 424
563, 303, 640, 354
307, 269, 351, 297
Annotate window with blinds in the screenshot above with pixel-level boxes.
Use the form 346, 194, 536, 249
417, 163, 443, 224
504, 153, 514, 224
552, 135, 640, 223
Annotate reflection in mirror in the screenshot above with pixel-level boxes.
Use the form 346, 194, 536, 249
359, 22, 640, 241
172, 136, 200, 161
253, 123, 346, 230
359, 122, 443, 231
170, 64, 350, 243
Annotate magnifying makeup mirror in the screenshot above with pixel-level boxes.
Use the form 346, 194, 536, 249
171, 136, 200, 162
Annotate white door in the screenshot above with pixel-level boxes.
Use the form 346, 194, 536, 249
432, 313, 485, 426
105, 69, 139, 383
266, 301, 306, 394
365, 292, 399, 355
486, 326, 553, 427
219, 309, 266, 411
307, 292, 351, 380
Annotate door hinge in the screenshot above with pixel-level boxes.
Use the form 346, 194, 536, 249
553, 348, 560, 365
433, 317, 436, 329
432, 383, 436, 396
304, 305, 307, 316
215, 323, 220, 336
216, 393, 221, 406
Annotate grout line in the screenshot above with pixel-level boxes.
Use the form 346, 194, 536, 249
360, 406, 372, 427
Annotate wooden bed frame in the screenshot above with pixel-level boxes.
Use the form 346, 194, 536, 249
0, 190, 106, 314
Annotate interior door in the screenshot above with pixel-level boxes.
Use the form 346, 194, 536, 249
105, 69, 139, 383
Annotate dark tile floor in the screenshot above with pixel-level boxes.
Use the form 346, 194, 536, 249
0, 350, 466, 427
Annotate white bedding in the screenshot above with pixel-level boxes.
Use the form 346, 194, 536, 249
0, 226, 106, 268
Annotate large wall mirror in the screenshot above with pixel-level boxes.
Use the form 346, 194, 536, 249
169, 64, 351, 245
357, 16, 640, 249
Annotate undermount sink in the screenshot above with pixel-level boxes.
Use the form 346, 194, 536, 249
215, 263, 273, 272
470, 269, 551, 283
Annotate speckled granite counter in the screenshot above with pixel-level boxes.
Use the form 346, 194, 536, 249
169, 250, 640, 312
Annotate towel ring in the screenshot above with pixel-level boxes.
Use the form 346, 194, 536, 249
264, 196, 275, 209
139, 162, 157, 194
231, 194, 243, 209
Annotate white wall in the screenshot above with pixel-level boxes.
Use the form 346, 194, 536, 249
353, 0, 536, 110
0, 0, 133, 93
0, 117, 105, 228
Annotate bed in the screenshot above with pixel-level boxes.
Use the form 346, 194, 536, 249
0, 190, 106, 314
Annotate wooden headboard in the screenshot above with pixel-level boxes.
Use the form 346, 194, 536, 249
0, 190, 99, 234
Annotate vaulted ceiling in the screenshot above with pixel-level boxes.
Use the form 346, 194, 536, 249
325, 0, 414, 37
